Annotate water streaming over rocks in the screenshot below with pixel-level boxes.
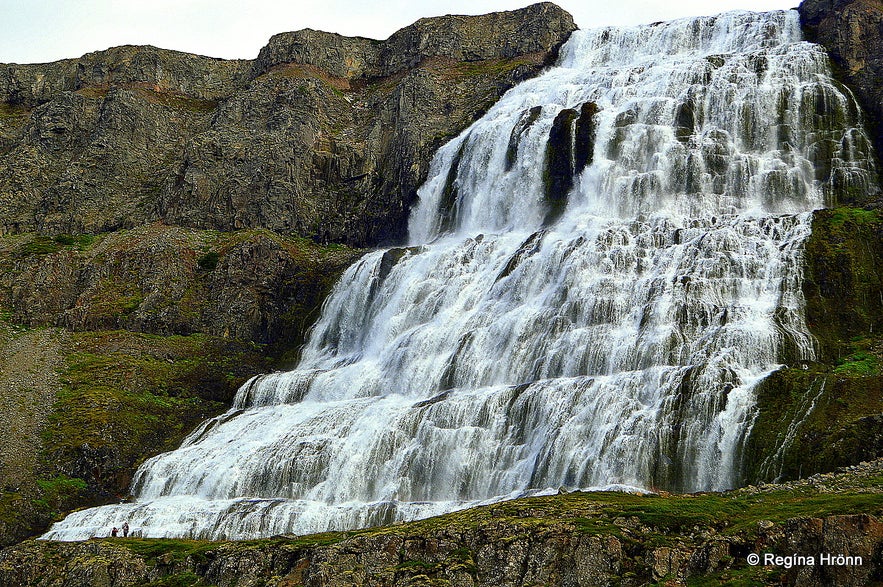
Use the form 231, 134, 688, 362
44, 10, 876, 540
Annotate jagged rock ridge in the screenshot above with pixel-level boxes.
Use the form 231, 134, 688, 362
0, 2, 576, 246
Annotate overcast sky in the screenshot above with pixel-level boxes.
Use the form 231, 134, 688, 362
1, 0, 799, 64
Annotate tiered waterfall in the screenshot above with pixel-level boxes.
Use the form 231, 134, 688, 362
45, 9, 876, 540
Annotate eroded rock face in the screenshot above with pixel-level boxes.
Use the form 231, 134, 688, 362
0, 3, 576, 246
799, 0, 883, 193
0, 226, 362, 353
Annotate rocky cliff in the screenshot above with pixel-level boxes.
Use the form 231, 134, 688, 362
0, 2, 576, 246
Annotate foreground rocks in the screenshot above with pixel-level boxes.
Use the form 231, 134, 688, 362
0, 3, 576, 246
2, 460, 882, 587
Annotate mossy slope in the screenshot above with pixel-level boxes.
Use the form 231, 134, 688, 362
744, 207, 883, 484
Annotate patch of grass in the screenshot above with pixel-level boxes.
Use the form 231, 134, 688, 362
686, 565, 782, 586
53, 234, 96, 249
828, 206, 880, 228
18, 236, 62, 256
88, 477, 883, 585
834, 349, 881, 376
117, 538, 220, 563
40, 330, 269, 503
196, 251, 219, 271
133, 87, 218, 113
32, 475, 88, 517
16, 234, 97, 257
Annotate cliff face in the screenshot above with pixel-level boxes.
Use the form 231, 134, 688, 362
0, 3, 576, 549
799, 0, 883, 194
0, 2, 576, 246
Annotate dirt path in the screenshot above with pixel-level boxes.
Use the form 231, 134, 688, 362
0, 326, 67, 490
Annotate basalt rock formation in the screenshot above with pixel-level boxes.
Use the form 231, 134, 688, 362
0, 2, 576, 246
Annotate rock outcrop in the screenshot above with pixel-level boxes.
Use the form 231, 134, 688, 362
0, 3, 576, 246
0, 226, 362, 354
799, 0, 883, 192
2, 460, 882, 587
0, 227, 361, 547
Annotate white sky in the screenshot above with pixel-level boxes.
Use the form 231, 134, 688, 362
1, 0, 799, 64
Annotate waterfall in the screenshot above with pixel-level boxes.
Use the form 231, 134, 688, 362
43, 9, 876, 541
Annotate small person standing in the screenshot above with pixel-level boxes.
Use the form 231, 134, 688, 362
122, 522, 129, 538
111, 527, 118, 537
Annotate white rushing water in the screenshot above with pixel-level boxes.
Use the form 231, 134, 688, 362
44, 9, 876, 540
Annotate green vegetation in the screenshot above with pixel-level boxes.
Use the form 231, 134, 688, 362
448, 55, 540, 78
686, 566, 783, 587
33, 475, 88, 517
75, 475, 880, 585
828, 206, 880, 227
742, 206, 883, 483
803, 207, 883, 361
53, 234, 96, 248
117, 538, 220, 564
744, 361, 883, 484
17, 234, 97, 256
834, 349, 881, 375
39, 330, 269, 510
196, 251, 220, 271
133, 87, 218, 114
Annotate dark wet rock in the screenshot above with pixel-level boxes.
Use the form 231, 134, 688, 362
799, 0, 883, 195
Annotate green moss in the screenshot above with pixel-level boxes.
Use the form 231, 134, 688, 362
117, 538, 220, 563
833, 349, 881, 375
142, 571, 206, 587
53, 234, 96, 249
32, 475, 88, 519
196, 251, 219, 271
16, 234, 99, 257
94, 477, 883, 583
85, 278, 144, 321
686, 566, 782, 587
743, 363, 883, 483
18, 236, 62, 256
803, 207, 883, 361
40, 330, 269, 505
828, 206, 880, 227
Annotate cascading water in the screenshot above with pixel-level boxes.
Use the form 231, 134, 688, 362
44, 9, 876, 541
